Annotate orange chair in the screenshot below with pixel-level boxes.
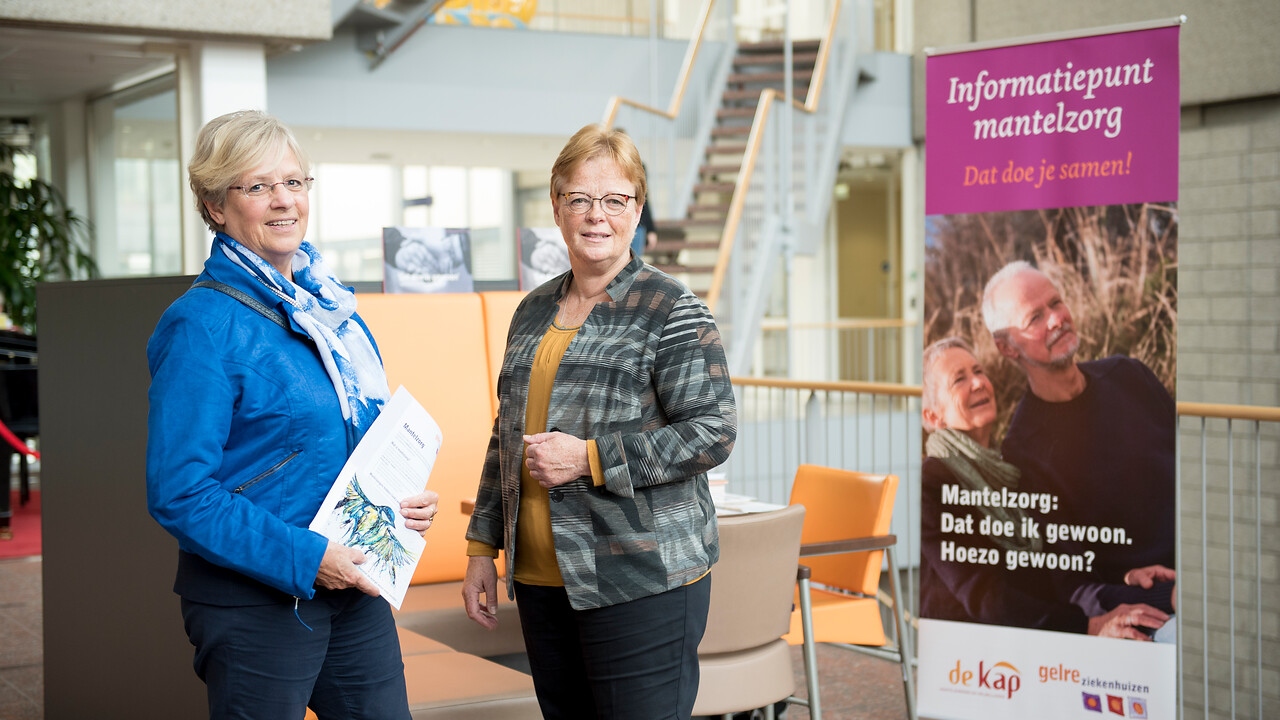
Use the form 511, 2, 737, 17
784, 465, 916, 720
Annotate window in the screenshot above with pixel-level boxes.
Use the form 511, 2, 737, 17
88, 76, 182, 277
312, 163, 397, 283
309, 163, 514, 285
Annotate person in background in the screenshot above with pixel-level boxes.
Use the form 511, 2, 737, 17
462, 123, 737, 720
631, 177, 658, 257
615, 128, 658, 257
146, 109, 440, 719
919, 336, 1171, 639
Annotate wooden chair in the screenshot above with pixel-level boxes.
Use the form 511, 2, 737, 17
785, 464, 916, 720
693, 504, 806, 720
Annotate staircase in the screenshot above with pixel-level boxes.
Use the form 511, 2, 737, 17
646, 39, 822, 298
332, 0, 447, 69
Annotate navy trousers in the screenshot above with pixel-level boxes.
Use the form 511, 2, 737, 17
181, 588, 410, 720
514, 575, 712, 720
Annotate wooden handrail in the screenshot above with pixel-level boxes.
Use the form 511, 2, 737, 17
706, 0, 844, 311
759, 318, 918, 330
601, 0, 717, 127
1176, 401, 1280, 423
732, 376, 922, 397
801, 0, 842, 111
729, 376, 1280, 423
706, 88, 777, 307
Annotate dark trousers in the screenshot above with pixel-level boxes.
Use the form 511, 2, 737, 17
514, 575, 712, 720
181, 588, 410, 720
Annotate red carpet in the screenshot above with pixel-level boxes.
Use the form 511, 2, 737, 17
0, 489, 41, 559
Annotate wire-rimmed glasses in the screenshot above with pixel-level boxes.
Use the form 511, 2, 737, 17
229, 177, 315, 199
559, 192, 634, 216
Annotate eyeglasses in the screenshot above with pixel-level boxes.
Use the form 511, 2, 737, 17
229, 177, 315, 199
559, 192, 634, 216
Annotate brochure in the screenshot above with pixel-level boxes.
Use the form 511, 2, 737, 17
309, 386, 443, 609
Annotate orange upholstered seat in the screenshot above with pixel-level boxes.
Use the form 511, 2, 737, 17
356, 291, 529, 659
356, 293, 495, 585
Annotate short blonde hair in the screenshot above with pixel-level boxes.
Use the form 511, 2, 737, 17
187, 110, 312, 233
921, 336, 978, 432
549, 124, 647, 207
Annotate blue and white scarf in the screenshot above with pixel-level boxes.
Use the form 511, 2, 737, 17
216, 232, 390, 445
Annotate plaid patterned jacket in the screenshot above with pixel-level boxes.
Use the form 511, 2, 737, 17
465, 255, 737, 610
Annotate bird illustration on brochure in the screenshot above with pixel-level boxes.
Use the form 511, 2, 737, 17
310, 386, 443, 609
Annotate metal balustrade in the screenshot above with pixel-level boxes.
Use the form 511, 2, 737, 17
726, 377, 1280, 720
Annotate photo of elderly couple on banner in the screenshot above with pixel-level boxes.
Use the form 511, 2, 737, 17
916, 21, 1180, 720
920, 204, 1177, 640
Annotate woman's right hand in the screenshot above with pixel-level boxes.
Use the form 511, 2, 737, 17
463, 555, 500, 630
1086, 602, 1169, 641
316, 541, 381, 597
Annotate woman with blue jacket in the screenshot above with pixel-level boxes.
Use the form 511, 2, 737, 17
146, 110, 439, 719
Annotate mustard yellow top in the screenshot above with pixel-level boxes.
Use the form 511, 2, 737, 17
466, 321, 606, 586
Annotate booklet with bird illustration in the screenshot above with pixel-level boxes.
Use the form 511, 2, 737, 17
309, 385, 443, 609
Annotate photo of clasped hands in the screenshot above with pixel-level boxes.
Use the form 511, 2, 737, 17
528, 234, 570, 277
383, 228, 473, 294
396, 233, 466, 277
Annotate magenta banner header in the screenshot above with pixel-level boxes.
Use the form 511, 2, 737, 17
926, 26, 1180, 215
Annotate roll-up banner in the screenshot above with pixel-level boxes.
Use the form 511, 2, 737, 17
920, 20, 1181, 720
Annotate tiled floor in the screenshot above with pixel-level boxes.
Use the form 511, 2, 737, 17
781, 642, 914, 720
0, 557, 42, 720
0, 555, 911, 720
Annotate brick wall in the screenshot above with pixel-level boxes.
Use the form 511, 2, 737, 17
1176, 95, 1280, 720
1178, 98, 1280, 406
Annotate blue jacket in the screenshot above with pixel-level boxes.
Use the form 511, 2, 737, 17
146, 244, 377, 602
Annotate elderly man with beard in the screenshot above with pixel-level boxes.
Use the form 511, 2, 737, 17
982, 261, 1177, 631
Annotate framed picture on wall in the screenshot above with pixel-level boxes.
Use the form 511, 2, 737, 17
383, 226, 474, 294
517, 227, 569, 291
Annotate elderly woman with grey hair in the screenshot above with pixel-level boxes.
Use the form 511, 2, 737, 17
919, 337, 1170, 639
146, 109, 440, 718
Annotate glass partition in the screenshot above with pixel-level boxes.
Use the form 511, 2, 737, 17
88, 75, 182, 277
310, 162, 514, 285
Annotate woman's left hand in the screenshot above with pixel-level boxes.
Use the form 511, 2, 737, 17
400, 490, 441, 536
523, 432, 590, 488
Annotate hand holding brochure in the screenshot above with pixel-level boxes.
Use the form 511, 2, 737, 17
309, 386, 442, 609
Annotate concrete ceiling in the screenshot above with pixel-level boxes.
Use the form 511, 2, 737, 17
0, 26, 175, 111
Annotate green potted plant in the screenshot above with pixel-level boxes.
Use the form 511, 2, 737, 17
0, 140, 98, 332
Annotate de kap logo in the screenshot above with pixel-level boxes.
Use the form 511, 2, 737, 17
947, 659, 1023, 699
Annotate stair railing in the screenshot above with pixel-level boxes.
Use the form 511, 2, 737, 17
709, 0, 872, 375
601, 0, 735, 219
